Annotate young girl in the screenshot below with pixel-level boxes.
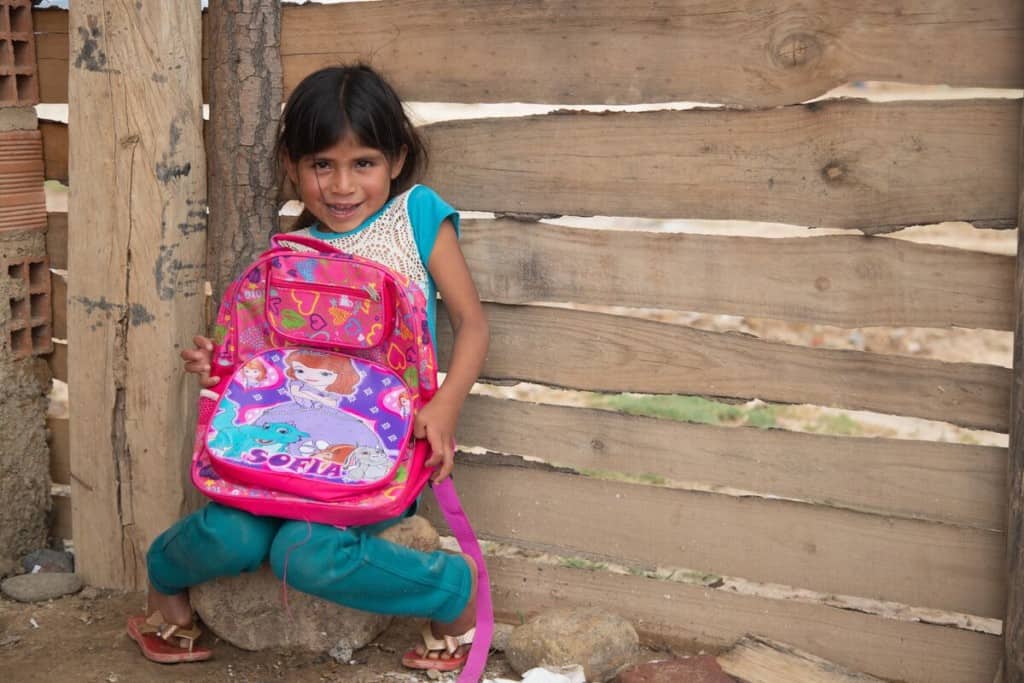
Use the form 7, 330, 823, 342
128, 64, 489, 672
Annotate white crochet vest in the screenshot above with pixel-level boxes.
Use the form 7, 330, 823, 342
281, 188, 429, 293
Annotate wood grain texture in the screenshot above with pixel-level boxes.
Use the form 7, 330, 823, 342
46, 416, 69, 485
717, 635, 886, 682
37, 100, 1022, 231
50, 492, 71, 542
421, 458, 1005, 618
488, 558, 1000, 683
276, 1, 1024, 107
46, 338, 66, 381
39, 119, 67, 184
458, 395, 1007, 530
439, 304, 1011, 432
1004, 41, 1024, 682
68, 2, 206, 589
32, 8, 67, 104
462, 220, 1016, 330
45, 211, 66, 270
36, 3, 1024, 107
423, 100, 1020, 230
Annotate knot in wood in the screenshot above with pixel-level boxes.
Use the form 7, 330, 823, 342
771, 32, 822, 69
814, 276, 831, 292
821, 161, 847, 184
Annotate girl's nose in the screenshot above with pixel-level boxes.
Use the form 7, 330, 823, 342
333, 169, 356, 195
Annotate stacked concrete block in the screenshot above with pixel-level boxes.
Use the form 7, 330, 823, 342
0, 1, 39, 107
6, 253, 50, 358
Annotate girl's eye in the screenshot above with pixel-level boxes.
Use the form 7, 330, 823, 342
355, 159, 375, 169
312, 159, 331, 170
320, 371, 331, 377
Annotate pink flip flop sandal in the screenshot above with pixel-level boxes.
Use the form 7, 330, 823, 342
401, 623, 475, 672
126, 612, 213, 664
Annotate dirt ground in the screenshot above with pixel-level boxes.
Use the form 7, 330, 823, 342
0, 590, 525, 683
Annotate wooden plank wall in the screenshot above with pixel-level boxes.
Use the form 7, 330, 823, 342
35, 2, 1024, 681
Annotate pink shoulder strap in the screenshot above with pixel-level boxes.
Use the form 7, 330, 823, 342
432, 478, 494, 683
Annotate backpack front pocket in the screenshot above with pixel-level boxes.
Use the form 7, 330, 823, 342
205, 348, 414, 501
266, 255, 394, 350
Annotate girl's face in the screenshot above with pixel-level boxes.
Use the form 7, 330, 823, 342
285, 133, 406, 234
292, 361, 338, 389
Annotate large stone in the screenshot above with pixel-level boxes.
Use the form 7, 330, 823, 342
190, 515, 440, 654
1, 572, 82, 602
21, 548, 74, 574
507, 608, 639, 682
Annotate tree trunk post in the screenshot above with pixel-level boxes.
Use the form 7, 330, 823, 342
67, 2, 206, 588
204, 0, 283, 306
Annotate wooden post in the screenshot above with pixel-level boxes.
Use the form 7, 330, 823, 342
67, 3, 206, 588
1007, 98, 1024, 681
205, 0, 282, 305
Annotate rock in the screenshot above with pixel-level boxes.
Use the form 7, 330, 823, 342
1, 572, 82, 602
21, 548, 74, 574
615, 657, 734, 683
491, 622, 515, 652
79, 586, 102, 600
191, 515, 440, 654
507, 608, 639, 682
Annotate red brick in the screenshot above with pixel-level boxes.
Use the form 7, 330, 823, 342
615, 656, 735, 683
5, 254, 50, 359
0, 0, 39, 107
0, 129, 46, 233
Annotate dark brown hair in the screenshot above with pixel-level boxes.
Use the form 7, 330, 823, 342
276, 64, 427, 231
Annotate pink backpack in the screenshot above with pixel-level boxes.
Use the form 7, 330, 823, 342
190, 234, 492, 681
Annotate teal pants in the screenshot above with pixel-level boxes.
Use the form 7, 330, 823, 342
146, 503, 472, 623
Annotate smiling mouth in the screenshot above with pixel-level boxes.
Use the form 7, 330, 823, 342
326, 202, 361, 217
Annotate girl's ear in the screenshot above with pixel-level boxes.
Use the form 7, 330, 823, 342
281, 150, 299, 186
389, 145, 408, 180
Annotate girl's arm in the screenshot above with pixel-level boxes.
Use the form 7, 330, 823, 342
416, 219, 489, 482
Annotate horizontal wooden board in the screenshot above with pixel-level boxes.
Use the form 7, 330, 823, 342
50, 270, 65, 339
424, 100, 1019, 230
49, 492, 71, 542
45, 211, 67, 270
422, 458, 1004, 617
458, 395, 1007, 530
47, 339, 66, 382
37, 3, 1024, 107
47, 416, 69, 485
33, 9, 68, 104
280, 1, 1024, 107
438, 304, 1011, 432
485, 557, 1000, 683
39, 119, 68, 184
37, 101, 1020, 231
462, 220, 1016, 330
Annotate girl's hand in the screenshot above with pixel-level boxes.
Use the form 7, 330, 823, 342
415, 396, 459, 483
180, 335, 219, 388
